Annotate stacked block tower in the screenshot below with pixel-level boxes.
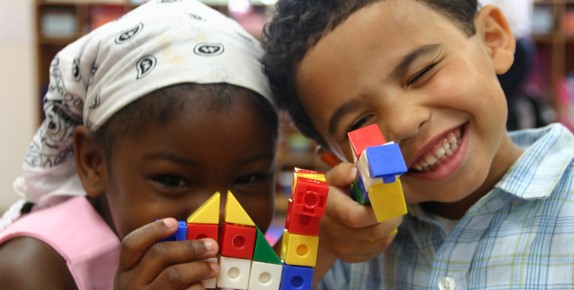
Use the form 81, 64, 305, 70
347, 123, 408, 222
164, 168, 328, 290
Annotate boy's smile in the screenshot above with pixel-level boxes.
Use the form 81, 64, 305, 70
295, 1, 522, 213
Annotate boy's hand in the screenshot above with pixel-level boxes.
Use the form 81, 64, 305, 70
314, 163, 402, 286
114, 218, 219, 290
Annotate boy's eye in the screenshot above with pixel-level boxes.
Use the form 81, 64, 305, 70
345, 114, 376, 138
406, 62, 437, 87
153, 175, 189, 187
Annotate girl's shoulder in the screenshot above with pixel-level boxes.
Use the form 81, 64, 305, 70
0, 236, 77, 289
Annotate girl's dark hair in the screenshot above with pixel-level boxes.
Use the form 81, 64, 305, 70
93, 83, 278, 159
263, 0, 478, 147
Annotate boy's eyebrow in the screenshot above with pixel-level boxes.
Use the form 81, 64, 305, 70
393, 43, 441, 77
327, 44, 441, 137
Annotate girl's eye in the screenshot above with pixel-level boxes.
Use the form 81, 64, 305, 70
153, 175, 189, 187
406, 62, 437, 87
235, 173, 266, 185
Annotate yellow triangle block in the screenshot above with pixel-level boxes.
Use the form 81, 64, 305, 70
186, 192, 220, 224
225, 191, 255, 226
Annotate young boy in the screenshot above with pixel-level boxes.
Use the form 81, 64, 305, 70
263, 0, 574, 289
0, 1, 278, 289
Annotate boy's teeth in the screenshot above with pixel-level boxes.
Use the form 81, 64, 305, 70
412, 130, 462, 172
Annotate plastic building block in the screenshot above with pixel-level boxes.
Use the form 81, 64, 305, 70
253, 227, 282, 265
351, 177, 370, 205
225, 191, 255, 226
186, 192, 220, 224
248, 261, 283, 290
365, 143, 407, 183
280, 264, 314, 290
217, 256, 252, 290
202, 257, 218, 288
285, 200, 321, 236
281, 230, 319, 267
294, 167, 326, 182
368, 179, 407, 222
186, 223, 218, 241
347, 123, 386, 160
221, 223, 257, 259
290, 177, 328, 218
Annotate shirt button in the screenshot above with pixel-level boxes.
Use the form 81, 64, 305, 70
438, 277, 456, 290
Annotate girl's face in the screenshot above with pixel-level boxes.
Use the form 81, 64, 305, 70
98, 94, 277, 239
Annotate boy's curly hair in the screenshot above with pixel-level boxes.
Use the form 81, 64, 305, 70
263, 0, 478, 147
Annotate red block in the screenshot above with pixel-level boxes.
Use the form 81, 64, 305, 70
220, 223, 256, 259
347, 123, 386, 159
291, 177, 328, 218
187, 223, 218, 241
285, 200, 321, 236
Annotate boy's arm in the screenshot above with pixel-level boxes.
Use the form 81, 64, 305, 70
313, 163, 402, 287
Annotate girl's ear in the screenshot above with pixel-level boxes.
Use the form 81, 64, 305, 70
475, 4, 516, 74
73, 126, 106, 197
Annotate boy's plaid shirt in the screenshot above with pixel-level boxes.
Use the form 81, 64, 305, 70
319, 123, 574, 290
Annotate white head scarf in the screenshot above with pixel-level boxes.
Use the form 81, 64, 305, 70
1, 0, 273, 230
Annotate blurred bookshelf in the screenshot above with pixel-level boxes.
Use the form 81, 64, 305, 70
530, 0, 574, 130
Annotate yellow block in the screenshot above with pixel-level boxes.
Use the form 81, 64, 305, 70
368, 179, 408, 223
224, 191, 255, 226
186, 192, 220, 224
281, 230, 319, 267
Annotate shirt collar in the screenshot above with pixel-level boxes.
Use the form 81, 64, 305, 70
496, 123, 574, 199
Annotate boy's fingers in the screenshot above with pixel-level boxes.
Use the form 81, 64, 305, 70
326, 187, 379, 228
324, 162, 356, 187
118, 218, 178, 271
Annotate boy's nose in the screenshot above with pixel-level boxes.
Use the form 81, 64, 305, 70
382, 104, 429, 144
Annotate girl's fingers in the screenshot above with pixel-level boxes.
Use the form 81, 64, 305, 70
148, 259, 219, 290
119, 218, 179, 271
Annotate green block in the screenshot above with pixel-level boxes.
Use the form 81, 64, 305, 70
253, 227, 281, 265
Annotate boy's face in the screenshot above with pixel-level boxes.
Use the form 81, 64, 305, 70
296, 1, 516, 204
99, 95, 276, 239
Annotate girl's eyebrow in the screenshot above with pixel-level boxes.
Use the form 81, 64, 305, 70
393, 43, 441, 78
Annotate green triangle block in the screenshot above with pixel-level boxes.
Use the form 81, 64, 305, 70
253, 227, 281, 265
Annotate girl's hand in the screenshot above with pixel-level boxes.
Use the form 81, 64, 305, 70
114, 218, 219, 290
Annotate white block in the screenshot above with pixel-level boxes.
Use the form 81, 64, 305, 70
248, 261, 283, 290
217, 256, 252, 290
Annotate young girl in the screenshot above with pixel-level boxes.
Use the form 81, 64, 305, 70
0, 0, 278, 289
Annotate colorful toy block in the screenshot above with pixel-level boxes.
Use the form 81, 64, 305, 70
280, 264, 314, 290
249, 261, 283, 290
186, 223, 218, 241
347, 124, 408, 222
225, 190, 256, 226
347, 123, 386, 160
221, 223, 257, 259
285, 200, 321, 236
281, 230, 319, 267
186, 191, 220, 224
368, 179, 408, 223
294, 167, 327, 182
365, 142, 407, 183
253, 227, 282, 265
217, 256, 252, 290
290, 176, 328, 218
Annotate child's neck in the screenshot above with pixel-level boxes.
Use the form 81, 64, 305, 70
421, 133, 523, 220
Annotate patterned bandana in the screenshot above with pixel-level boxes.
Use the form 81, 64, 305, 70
1, 0, 273, 229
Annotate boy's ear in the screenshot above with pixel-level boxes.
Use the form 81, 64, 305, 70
475, 5, 516, 74
73, 126, 106, 197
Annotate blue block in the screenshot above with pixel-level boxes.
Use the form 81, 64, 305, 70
163, 220, 188, 242
280, 264, 314, 290
366, 143, 407, 182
